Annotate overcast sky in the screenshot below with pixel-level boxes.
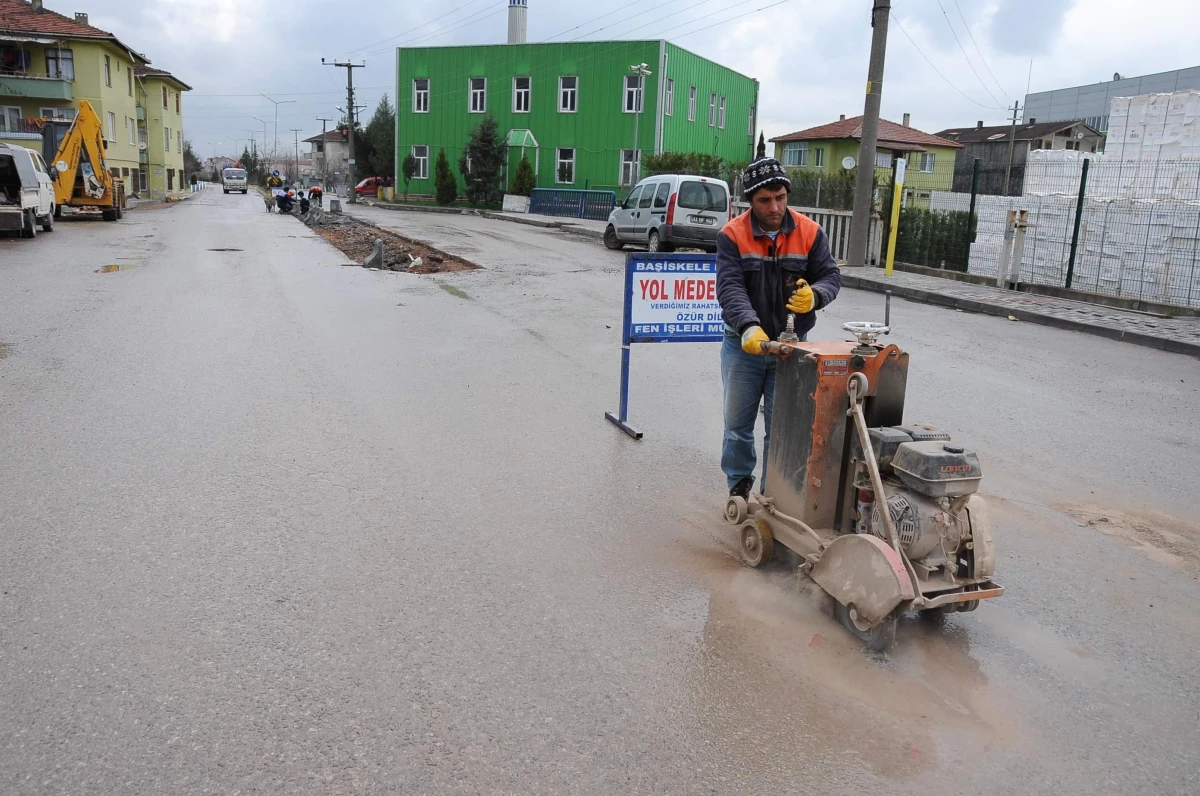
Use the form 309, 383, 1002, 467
67, 0, 1200, 160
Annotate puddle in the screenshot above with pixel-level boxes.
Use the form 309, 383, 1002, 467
96, 264, 137, 273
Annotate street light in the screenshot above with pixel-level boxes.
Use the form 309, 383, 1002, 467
252, 116, 269, 169
628, 63, 652, 187
261, 94, 296, 160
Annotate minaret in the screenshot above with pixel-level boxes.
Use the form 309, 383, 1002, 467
508, 0, 528, 45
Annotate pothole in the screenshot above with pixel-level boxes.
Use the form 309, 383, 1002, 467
96, 264, 137, 273
207, 248, 243, 252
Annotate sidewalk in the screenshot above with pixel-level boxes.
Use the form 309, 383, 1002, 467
358, 199, 607, 239
842, 267, 1200, 357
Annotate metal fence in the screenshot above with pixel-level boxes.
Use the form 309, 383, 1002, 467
931, 151, 1200, 308
529, 188, 617, 221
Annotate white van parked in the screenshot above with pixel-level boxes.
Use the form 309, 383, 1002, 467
604, 174, 731, 253
222, 167, 248, 194
0, 143, 56, 238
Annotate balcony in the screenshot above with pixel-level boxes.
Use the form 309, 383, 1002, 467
136, 105, 145, 121
139, 150, 149, 165
0, 74, 73, 101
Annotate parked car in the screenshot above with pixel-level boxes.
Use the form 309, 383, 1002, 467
355, 177, 384, 197
604, 175, 732, 253
0, 143, 56, 238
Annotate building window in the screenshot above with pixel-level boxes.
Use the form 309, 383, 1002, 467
162, 86, 168, 108
469, 77, 487, 113
781, 141, 808, 167
556, 147, 575, 184
413, 78, 429, 113
45, 48, 74, 80
139, 168, 148, 192
164, 127, 170, 152
106, 112, 116, 142
688, 86, 696, 122
138, 125, 147, 149
513, 76, 530, 113
620, 148, 640, 186
127, 67, 133, 96
708, 93, 716, 126
177, 130, 182, 154
40, 107, 76, 121
875, 151, 893, 168
919, 152, 935, 172
748, 105, 756, 136
718, 96, 726, 129
814, 147, 824, 168
412, 145, 428, 179
624, 75, 643, 113
167, 169, 174, 191
0, 106, 20, 133
104, 55, 111, 87
127, 117, 136, 145
559, 75, 577, 113
175, 92, 180, 114
664, 78, 674, 116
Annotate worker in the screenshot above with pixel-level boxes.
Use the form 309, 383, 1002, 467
715, 157, 842, 500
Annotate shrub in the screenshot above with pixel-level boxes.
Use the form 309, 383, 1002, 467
434, 148, 457, 205
893, 208, 977, 271
510, 154, 536, 196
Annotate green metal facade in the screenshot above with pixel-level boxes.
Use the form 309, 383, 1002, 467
394, 41, 758, 196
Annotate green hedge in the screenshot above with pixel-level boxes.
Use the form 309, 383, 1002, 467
892, 208, 977, 271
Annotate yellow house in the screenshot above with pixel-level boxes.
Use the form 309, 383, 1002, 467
135, 66, 191, 199
0, 0, 189, 199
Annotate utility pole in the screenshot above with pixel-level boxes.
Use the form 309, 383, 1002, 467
848, 0, 891, 269
1002, 100, 1021, 197
261, 94, 297, 163
316, 116, 333, 183
324, 58, 365, 202
291, 128, 302, 185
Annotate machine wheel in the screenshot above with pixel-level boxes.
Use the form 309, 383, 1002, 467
738, 520, 773, 568
835, 601, 898, 653
21, 209, 37, 238
223, 189, 229, 194
724, 495, 748, 525
54, 204, 62, 219
116, 202, 124, 220
41, 209, 54, 232
102, 208, 118, 222
242, 190, 248, 194
603, 225, 624, 250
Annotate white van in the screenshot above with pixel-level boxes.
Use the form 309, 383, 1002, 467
604, 174, 731, 253
222, 167, 248, 194
0, 143, 56, 238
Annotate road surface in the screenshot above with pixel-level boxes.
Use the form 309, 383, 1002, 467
1, 190, 1197, 795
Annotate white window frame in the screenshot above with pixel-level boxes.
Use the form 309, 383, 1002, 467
664, 78, 674, 116
127, 116, 136, 145
688, 86, 696, 122
513, 76, 531, 113
920, 152, 935, 172
781, 141, 808, 167
708, 93, 716, 126
107, 111, 116, 142
748, 105, 756, 136
40, 107, 75, 121
164, 126, 170, 152
412, 145, 429, 179
718, 96, 726, 129
104, 55, 111, 87
127, 67, 133, 96
558, 75, 577, 113
556, 147, 575, 185
0, 106, 20, 133
624, 75, 643, 114
620, 148, 641, 187
469, 78, 487, 113
177, 130, 182, 154
813, 147, 825, 168
875, 151, 893, 169
413, 78, 429, 113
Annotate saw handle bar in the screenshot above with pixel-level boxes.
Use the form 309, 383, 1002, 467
847, 374, 902, 554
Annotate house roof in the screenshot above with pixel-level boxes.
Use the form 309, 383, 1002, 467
304, 129, 348, 144
0, 0, 147, 62
771, 116, 963, 151
934, 120, 1101, 143
134, 65, 192, 91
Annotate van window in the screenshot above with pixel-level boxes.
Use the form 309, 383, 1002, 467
223, 169, 246, 180
653, 182, 671, 208
638, 185, 654, 209
677, 181, 728, 212
622, 185, 643, 209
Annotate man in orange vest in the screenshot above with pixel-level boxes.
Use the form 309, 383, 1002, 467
716, 157, 842, 500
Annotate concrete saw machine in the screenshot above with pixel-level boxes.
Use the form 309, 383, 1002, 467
724, 319, 1004, 651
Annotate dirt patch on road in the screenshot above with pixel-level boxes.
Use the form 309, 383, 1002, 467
1059, 502, 1200, 577
0, 341, 10, 360
311, 216, 479, 274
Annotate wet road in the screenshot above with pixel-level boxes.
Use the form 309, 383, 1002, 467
1, 190, 1198, 795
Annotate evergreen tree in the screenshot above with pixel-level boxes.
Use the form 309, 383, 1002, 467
458, 114, 507, 207
434, 148, 457, 205
401, 154, 418, 201
363, 94, 396, 180
756, 132, 766, 159
510, 154, 536, 196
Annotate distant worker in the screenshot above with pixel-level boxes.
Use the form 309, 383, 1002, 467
715, 157, 843, 500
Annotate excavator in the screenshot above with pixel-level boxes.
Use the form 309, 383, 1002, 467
39, 99, 125, 221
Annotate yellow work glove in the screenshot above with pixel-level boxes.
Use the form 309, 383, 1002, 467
787, 280, 815, 314
740, 325, 770, 355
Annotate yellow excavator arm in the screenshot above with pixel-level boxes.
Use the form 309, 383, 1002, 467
44, 99, 125, 219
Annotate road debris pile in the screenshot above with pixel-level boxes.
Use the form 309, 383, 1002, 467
309, 215, 479, 273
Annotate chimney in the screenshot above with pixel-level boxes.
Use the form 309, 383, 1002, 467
30, 0, 43, 11
507, 0, 528, 45
976, 120, 983, 129
839, 114, 846, 121
902, 112, 910, 127
74, 12, 88, 25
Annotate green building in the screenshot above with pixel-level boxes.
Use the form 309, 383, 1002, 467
394, 40, 759, 197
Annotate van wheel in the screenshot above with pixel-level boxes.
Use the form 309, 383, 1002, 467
41, 209, 54, 232
21, 209, 37, 239
603, 225, 624, 250
647, 230, 674, 253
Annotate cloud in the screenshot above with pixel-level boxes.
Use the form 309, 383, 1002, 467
987, 0, 1072, 55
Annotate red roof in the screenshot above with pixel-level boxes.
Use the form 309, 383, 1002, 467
771, 116, 963, 150
134, 65, 192, 90
0, 0, 144, 59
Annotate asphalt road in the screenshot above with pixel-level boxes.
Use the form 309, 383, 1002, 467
1, 190, 1198, 795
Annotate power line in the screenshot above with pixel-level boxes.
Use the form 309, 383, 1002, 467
565, 0, 704, 42
343, 0, 491, 56
359, 6, 505, 57
586, 0, 730, 43
542, 1, 646, 41
937, 0, 1004, 107
953, 0, 1012, 103
890, 16, 1005, 111
664, 0, 797, 41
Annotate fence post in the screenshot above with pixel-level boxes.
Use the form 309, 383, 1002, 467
1064, 157, 1090, 290
816, 177, 822, 208
964, 157, 980, 272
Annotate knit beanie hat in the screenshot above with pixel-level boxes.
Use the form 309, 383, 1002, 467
741, 157, 791, 198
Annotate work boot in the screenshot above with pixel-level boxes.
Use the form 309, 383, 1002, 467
729, 477, 753, 500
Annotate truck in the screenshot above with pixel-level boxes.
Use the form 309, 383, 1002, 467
38, 99, 126, 221
0, 143, 56, 238
222, 166, 248, 193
